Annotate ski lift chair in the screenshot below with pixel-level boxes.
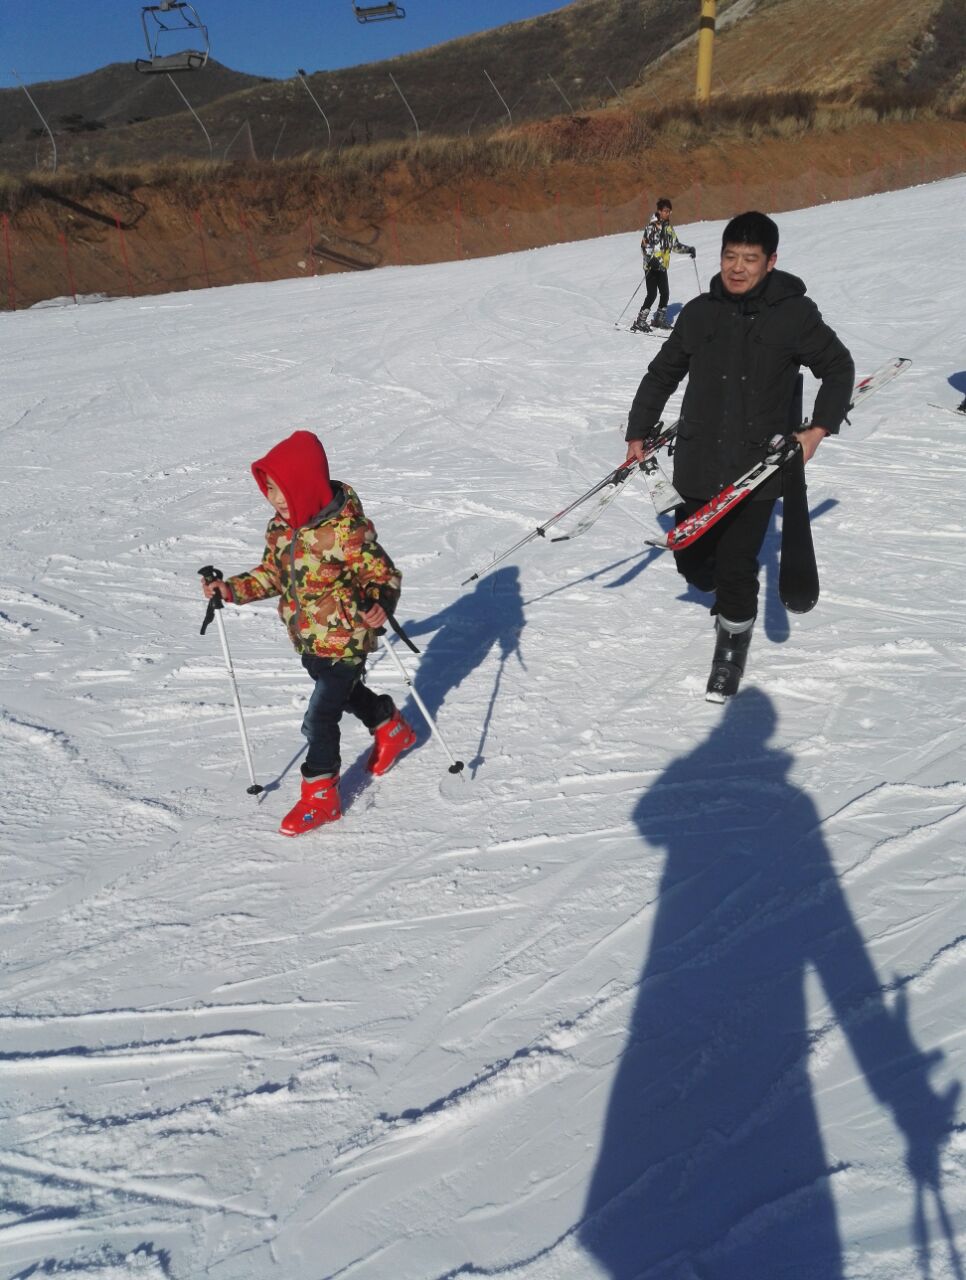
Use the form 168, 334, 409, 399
353, 2, 406, 23
135, 1, 210, 73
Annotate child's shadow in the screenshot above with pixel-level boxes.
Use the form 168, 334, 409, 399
391, 566, 527, 779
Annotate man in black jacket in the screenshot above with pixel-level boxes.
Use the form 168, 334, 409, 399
625, 211, 854, 699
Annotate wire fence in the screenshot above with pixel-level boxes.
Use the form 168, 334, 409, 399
2, 141, 963, 311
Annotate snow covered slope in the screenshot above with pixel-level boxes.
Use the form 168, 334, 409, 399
2, 176, 966, 1280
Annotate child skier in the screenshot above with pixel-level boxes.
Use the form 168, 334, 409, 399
630, 197, 696, 334
201, 429, 415, 835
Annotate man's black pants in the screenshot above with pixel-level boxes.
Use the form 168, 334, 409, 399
673, 496, 776, 623
643, 265, 669, 310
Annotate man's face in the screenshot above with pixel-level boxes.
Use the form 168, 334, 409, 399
720, 242, 777, 295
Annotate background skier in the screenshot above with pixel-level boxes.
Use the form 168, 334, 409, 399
630, 197, 696, 333
624, 210, 854, 698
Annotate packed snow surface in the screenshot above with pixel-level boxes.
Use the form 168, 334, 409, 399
2, 177, 966, 1280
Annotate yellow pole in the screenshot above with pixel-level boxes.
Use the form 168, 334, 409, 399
696, 0, 716, 103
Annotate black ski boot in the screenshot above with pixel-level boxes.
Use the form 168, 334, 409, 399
705, 618, 753, 703
652, 307, 672, 330
630, 306, 651, 333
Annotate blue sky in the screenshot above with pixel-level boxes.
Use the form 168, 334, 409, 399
1, 1, 569, 86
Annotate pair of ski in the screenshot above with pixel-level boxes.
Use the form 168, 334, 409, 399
462, 357, 911, 598
460, 422, 679, 586
645, 356, 913, 613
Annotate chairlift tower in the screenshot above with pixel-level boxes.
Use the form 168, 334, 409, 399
695, 0, 716, 103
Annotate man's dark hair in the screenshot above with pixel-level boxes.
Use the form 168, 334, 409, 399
656, 197, 672, 211
721, 211, 779, 257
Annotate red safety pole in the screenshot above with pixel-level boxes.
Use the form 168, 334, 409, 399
503, 220, 511, 253
238, 209, 261, 282
554, 191, 562, 241
388, 209, 401, 264
194, 209, 212, 289
114, 216, 134, 295
455, 193, 463, 260
2, 214, 15, 309
594, 184, 603, 236
58, 230, 77, 304
306, 214, 316, 273
695, 180, 702, 222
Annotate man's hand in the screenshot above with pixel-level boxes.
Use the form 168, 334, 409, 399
625, 439, 648, 464
794, 425, 829, 464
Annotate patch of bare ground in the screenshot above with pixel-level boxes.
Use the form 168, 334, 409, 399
1, 110, 964, 309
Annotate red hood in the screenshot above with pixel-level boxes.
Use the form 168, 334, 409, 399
251, 430, 333, 528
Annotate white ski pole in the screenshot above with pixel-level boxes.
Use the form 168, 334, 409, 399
379, 634, 465, 777
199, 566, 263, 795
692, 255, 703, 294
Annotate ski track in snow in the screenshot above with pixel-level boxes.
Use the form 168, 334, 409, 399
2, 176, 966, 1279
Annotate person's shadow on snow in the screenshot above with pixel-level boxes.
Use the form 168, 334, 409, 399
393, 566, 526, 778
580, 688, 960, 1280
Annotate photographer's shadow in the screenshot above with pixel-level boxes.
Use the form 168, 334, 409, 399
580, 689, 959, 1279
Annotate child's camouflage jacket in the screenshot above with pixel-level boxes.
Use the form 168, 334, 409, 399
226, 482, 401, 663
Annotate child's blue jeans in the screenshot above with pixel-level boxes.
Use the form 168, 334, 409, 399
300, 655, 393, 777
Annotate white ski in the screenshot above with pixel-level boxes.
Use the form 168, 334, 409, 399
552, 420, 679, 542
642, 457, 681, 516
850, 356, 911, 411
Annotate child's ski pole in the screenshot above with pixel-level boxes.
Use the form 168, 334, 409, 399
614, 271, 647, 327
198, 565, 263, 795
380, 633, 465, 777
359, 590, 465, 777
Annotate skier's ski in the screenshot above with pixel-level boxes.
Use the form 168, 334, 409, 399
850, 356, 911, 412
928, 402, 966, 419
647, 434, 797, 553
550, 421, 678, 542
778, 448, 819, 612
642, 456, 682, 517
650, 357, 912, 557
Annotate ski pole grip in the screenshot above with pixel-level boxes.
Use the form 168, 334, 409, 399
198, 564, 225, 635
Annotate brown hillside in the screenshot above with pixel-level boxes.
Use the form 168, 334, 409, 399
2, 113, 962, 311
633, 0, 963, 103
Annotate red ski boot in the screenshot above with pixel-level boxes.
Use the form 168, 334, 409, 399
279, 774, 341, 836
366, 710, 416, 776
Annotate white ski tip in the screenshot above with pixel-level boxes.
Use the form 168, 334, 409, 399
705, 690, 727, 704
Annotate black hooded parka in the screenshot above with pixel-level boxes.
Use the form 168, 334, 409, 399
626, 268, 855, 499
